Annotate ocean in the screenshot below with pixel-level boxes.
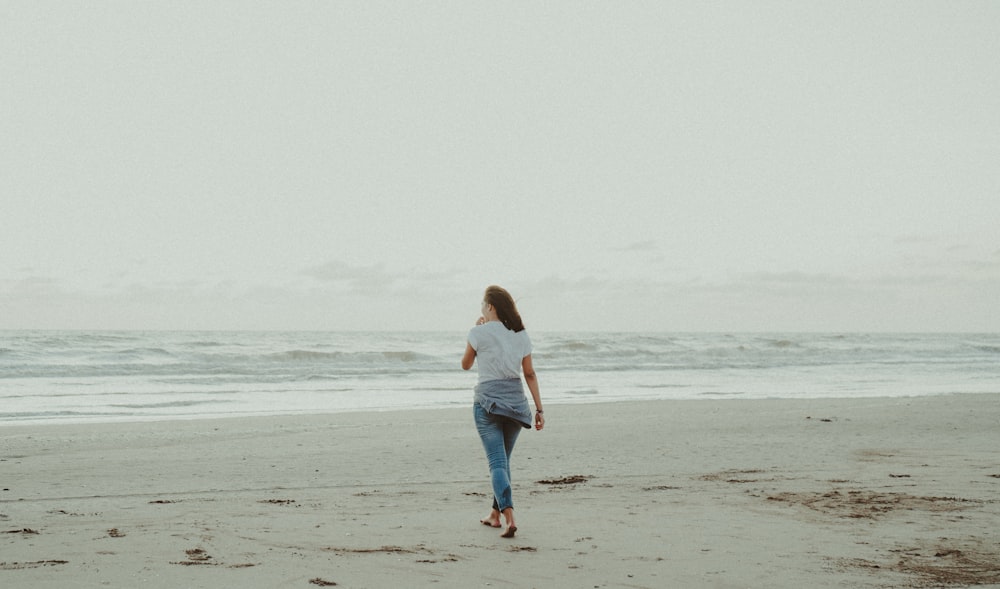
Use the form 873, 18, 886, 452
1, 331, 997, 426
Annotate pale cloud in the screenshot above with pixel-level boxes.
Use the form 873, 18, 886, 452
0, 276, 66, 308
300, 260, 396, 293
733, 271, 848, 287
894, 233, 942, 245
618, 240, 658, 252
962, 256, 1000, 275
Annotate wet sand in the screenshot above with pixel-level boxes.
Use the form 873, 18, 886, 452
2, 395, 999, 588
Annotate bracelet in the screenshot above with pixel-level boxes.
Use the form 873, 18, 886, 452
535, 409, 543, 414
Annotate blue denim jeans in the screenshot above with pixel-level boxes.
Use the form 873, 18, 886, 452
473, 403, 522, 512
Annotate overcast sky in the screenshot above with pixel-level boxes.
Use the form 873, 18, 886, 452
2, 2, 998, 332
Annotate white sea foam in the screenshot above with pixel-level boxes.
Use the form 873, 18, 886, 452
1, 331, 997, 426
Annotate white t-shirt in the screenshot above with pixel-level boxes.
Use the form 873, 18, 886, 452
467, 321, 532, 383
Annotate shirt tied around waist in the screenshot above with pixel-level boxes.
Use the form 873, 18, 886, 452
474, 378, 532, 429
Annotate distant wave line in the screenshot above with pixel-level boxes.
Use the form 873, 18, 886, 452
109, 400, 234, 409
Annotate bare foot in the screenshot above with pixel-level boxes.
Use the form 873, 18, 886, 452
500, 507, 516, 538
480, 509, 501, 528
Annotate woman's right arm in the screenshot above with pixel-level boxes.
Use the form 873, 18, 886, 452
461, 342, 476, 371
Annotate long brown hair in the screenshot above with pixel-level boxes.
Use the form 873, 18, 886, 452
484, 285, 525, 332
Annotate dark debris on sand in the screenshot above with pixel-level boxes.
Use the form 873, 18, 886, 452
0, 560, 68, 570
537, 475, 590, 485
842, 538, 1000, 587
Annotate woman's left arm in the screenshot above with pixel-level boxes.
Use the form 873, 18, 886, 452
522, 355, 544, 431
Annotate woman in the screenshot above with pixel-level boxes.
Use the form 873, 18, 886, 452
461, 285, 544, 539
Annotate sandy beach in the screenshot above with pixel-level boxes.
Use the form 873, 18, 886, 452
2, 395, 999, 588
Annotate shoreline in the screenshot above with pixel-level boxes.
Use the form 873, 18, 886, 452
3, 395, 999, 588
4, 389, 998, 430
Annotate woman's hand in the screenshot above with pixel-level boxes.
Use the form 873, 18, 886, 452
534, 411, 545, 431
475, 316, 486, 326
